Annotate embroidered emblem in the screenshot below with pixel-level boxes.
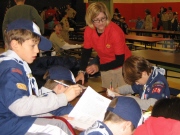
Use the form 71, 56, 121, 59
147, 87, 150, 92
16, 83, 27, 91
152, 81, 164, 87
11, 68, 22, 75
106, 44, 111, 48
152, 87, 161, 93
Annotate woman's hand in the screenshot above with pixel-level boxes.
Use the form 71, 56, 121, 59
86, 64, 99, 75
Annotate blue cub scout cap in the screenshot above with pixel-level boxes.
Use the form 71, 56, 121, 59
107, 96, 142, 128
48, 66, 76, 84
7, 19, 52, 51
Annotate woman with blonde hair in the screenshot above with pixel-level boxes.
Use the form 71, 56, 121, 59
76, 2, 131, 89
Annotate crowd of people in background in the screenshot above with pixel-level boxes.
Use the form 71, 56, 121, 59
39, 4, 77, 40
111, 6, 179, 37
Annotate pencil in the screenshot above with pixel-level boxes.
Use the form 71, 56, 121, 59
110, 79, 112, 89
54, 80, 69, 87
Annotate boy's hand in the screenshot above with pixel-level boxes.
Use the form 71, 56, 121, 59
106, 88, 121, 97
86, 64, 99, 75
75, 72, 85, 84
64, 85, 82, 101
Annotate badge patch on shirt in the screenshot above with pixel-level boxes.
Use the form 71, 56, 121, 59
106, 44, 111, 48
11, 68, 22, 75
152, 87, 162, 93
152, 81, 164, 88
151, 81, 164, 94
16, 83, 27, 91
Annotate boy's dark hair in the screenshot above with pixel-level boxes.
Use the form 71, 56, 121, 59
151, 97, 180, 121
122, 55, 152, 85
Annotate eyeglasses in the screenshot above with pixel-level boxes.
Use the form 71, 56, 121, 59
92, 17, 107, 23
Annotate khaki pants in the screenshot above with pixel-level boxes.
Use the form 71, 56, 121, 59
101, 67, 126, 89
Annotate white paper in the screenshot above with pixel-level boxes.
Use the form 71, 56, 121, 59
68, 86, 111, 130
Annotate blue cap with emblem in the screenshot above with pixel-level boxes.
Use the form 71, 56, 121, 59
107, 96, 142, 128
48, 66, 76, 84
6, 19, 52, 51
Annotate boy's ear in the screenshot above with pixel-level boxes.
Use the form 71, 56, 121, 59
123, 121, 132, 131
11, 40, 19, 50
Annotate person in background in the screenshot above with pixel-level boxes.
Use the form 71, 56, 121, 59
157, 6, 164, 31
45, 6, 57, 21
171, 12, 179, 39
65, 4, 77, 20
47, 16, 59, 30
2, 0, 44, 36
120, 16, 128, 35
134, 97, 180, 135
80, 96, 143, 135
0, 19, 82, 135
161, 8, 169, 31
54, 7, 62, 21
135, 17, 144, 35
61, 11, 70, 41
114, 8, 121, 17
108, 55, 170, 111
111, 14, 121, 28
75, 2, 131, 89
167, 7, 173, 30
49, 22, 81, 55
143, 9, 152, 36
40, 7, 47, 21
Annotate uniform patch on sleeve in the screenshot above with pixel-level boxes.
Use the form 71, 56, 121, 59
16, 83, 27, 91
11, 68, 22, 75
152, 81, 164, 94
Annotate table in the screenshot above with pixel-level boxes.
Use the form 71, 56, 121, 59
128, 29, 180, 37
132, 50, 180, 68
125, 35, 172, 49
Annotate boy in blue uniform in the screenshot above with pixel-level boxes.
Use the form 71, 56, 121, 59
0, 19, 82, 135
40, 66, 77, 116
109, 55, 170, 111
80, 96, 143, 135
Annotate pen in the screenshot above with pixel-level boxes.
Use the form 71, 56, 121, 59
54, 80, 69, 87
54, 80, 87, 90
110, 79, 112, 89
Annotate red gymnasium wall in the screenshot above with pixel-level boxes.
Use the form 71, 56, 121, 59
85, 1, 180, 29
114, 2, 180, 28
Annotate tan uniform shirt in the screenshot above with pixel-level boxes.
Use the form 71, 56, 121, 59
65, 8, 76, 18
144, 14, 152, 30
61, 17, 70, 41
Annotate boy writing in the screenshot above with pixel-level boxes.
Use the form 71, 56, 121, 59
40, 65, 77, 116
108, 55, 170, 111
0, 19, 82, 135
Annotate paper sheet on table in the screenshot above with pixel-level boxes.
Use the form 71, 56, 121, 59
68, 86, 111, 130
